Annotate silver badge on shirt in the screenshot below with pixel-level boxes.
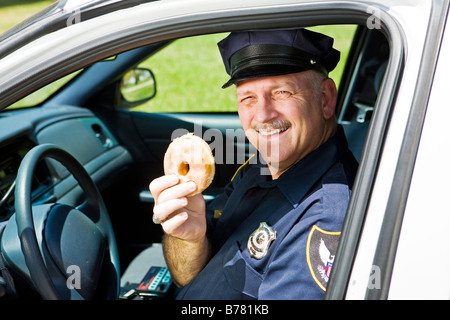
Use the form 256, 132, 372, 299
248, 222, 276, 259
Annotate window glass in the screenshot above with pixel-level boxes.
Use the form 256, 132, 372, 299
7, 70, 82, 109
131, 26, 357, 113
132, 33, 236, 113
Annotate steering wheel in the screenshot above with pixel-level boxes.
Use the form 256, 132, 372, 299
12, 144, 120, 300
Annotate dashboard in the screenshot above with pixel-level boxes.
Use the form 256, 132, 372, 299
0, 105, 133, 221
0, 138, 51, 219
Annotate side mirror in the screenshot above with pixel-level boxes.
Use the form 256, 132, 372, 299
120, 68, 156, 108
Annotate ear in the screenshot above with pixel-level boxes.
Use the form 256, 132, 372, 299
320, 78, 337, 119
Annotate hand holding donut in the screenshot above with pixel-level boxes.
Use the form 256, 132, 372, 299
149, 133, 215, 241
150, 175, 207, 241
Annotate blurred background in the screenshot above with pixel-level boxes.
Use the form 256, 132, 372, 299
0, 0, 52, 34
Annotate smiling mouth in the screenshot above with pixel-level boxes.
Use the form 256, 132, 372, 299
257, 126, 289, 136
255, 120, 291, 137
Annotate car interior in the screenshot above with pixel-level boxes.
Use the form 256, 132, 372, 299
0, 22, 389, 299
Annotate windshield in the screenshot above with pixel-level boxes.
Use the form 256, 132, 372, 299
5, 70, 82, 110
0, 1, 63, 110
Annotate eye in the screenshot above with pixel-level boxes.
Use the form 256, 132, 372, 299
238, 95, 255, 105
273, 90, 292, 100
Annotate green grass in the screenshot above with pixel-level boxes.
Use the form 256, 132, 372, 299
0, 2, 357, 113
0, 0, 53, 34
135, 33, 238, 113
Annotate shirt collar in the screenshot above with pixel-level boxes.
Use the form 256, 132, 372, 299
256, 125, 349, 206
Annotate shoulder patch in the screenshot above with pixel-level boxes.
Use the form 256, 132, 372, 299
306, 225, 341, 291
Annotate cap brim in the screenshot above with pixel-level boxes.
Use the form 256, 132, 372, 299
221, 65, 312, 89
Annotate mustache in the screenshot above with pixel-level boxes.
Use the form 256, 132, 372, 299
252, 119, 291, 131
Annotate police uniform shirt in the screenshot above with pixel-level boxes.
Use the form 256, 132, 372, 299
176, 125, 358, 300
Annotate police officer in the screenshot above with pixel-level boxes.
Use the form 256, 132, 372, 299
150, 28, 358, 299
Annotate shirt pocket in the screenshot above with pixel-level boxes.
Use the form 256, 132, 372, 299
222, 241, 263, 299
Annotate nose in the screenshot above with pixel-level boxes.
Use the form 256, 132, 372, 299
253, 95, 278, 123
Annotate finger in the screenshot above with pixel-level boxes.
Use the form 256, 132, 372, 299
149, 175, 180, 201
161, 211, 189, 234
158, 180, 197, 203
153, 197, 188, 221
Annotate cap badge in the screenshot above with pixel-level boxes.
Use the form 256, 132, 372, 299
247, 222, 276, 259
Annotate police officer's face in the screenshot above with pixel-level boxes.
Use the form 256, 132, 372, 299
236, 71, 337, 179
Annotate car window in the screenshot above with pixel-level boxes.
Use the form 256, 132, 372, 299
130, 26, 357, 113
7, 70, 82, 109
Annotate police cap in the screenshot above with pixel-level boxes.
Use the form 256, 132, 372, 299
218, 29, 340, 88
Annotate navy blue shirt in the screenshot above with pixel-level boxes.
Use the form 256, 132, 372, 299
176, 126, 358, 300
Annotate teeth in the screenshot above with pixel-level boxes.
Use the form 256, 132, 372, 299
258, 127, 288, 136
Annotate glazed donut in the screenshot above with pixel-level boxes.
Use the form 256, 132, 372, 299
164, 133, 215, 196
